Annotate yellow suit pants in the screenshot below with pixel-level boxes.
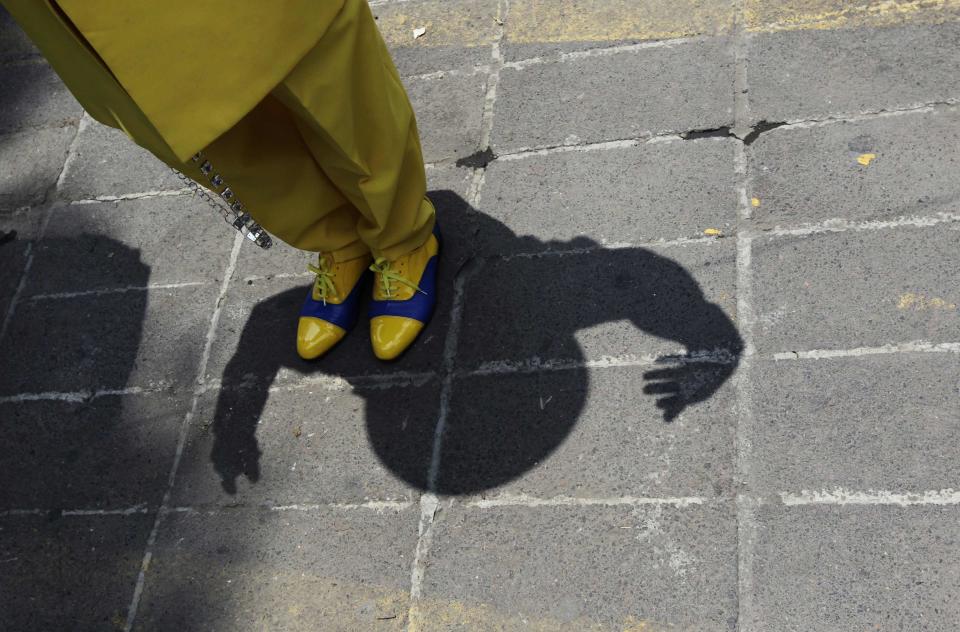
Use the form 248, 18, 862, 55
196, 0, 435, 261
4, 0, 434, 260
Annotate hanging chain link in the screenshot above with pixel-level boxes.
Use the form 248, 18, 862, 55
172, 152, 273, 249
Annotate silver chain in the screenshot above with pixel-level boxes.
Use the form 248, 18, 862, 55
172, 152, 273, 249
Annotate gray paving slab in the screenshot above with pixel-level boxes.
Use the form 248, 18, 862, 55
406, 72, 487, 162
479, 138, 738, 255
30, 196, 234, 296
0, 284, 217, 395
56, 120, 184, 201
0, 513, 152, 631
0, 393, 185, 510
492, 37, 734, 153
135, 506, 418, 631
751, 354, 960, 493
436, 364, 737, 497
373, 0, 498, 76
173, 379, 438, 503
0, 125, 75, 212
0, 60, 82, 135
748, 503, 960, 631
0, 7, 38, 62
456, 240, 740, 369
752, 226, 960, 353
749, 21, 960, 123
419, 502, 737, 630
749, 109, 960, 227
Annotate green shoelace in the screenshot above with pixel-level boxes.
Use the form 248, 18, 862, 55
307, 257, 337, 306
369, 258, 424, 299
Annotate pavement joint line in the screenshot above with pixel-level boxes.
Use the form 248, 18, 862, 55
164, 500, 415, 514
496, 235, 724, 261
241, 271, 314, 283
464, 493, 707, 508
0, 241, 33, 346
501, 35, 708, 71
0, 384, 172, 405
26, 281, 210, 302
753, 211, 960, 238
406, 493, 441, 604
773, 99, 959, 131
462, 349, 740, 379
427, 98, 957, 169
403, 64, 491, 82
408, 6, 507, 628
0, 504, 152, 518
773, 340, 960, 361
492, 133, 730, 164
732, 4, 759, 627
9, 487, 960, 521
53, 112, 89, 193
0, 204, 55, 348
368, 0, 416, 7
123, 232, 244, 632
7, 337, 957, 406
67, 188, 194, 205
781, 488, 960, 506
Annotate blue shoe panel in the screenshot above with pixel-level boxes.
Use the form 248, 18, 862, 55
300, 275, 364, 331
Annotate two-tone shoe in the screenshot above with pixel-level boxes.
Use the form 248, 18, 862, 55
368, 225, 440, 360
296, 252, 372, 360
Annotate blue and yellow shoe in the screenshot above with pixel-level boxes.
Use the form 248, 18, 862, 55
297, 252, 372, 360
368, 225, 440, 361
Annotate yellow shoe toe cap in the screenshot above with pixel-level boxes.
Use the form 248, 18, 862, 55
297, 317, 347, 360
370, 316, 424, 361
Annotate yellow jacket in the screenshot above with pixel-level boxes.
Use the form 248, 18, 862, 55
2, 0, 345, 163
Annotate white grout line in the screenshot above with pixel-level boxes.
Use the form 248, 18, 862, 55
274, 500, 414, 512
754, 211, 960, 238
54, 113, 90, 193
497, 234, 722, 261
781, 488, 960, 507
242, 271, 314, 283
773, 340, 960, 361
496, 138, 642, 161
68, 188, 193, 205
0, 242, 33, 347
7, 488, 960, 520
405, 493, 441, 631
1, 337, 954, 406
776, 101, 957, 131
403, 64, 491, 81
465, 493, 706, 508
408, 6, 508, 628
27, 281, 209, 301
123, 232, 244, 632
732, 8, 759, 628
0, 205, 56, 347
0, 504, 151, 518
464, 349, 739, 378
502, 36, 706, 70
0, 385, 170, 405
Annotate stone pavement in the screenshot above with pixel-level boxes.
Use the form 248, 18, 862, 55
2, 0, 960, 630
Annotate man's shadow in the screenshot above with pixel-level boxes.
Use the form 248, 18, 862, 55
212, 191, 744, 495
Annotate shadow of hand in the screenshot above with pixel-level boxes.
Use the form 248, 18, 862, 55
643, 355, 737, 422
